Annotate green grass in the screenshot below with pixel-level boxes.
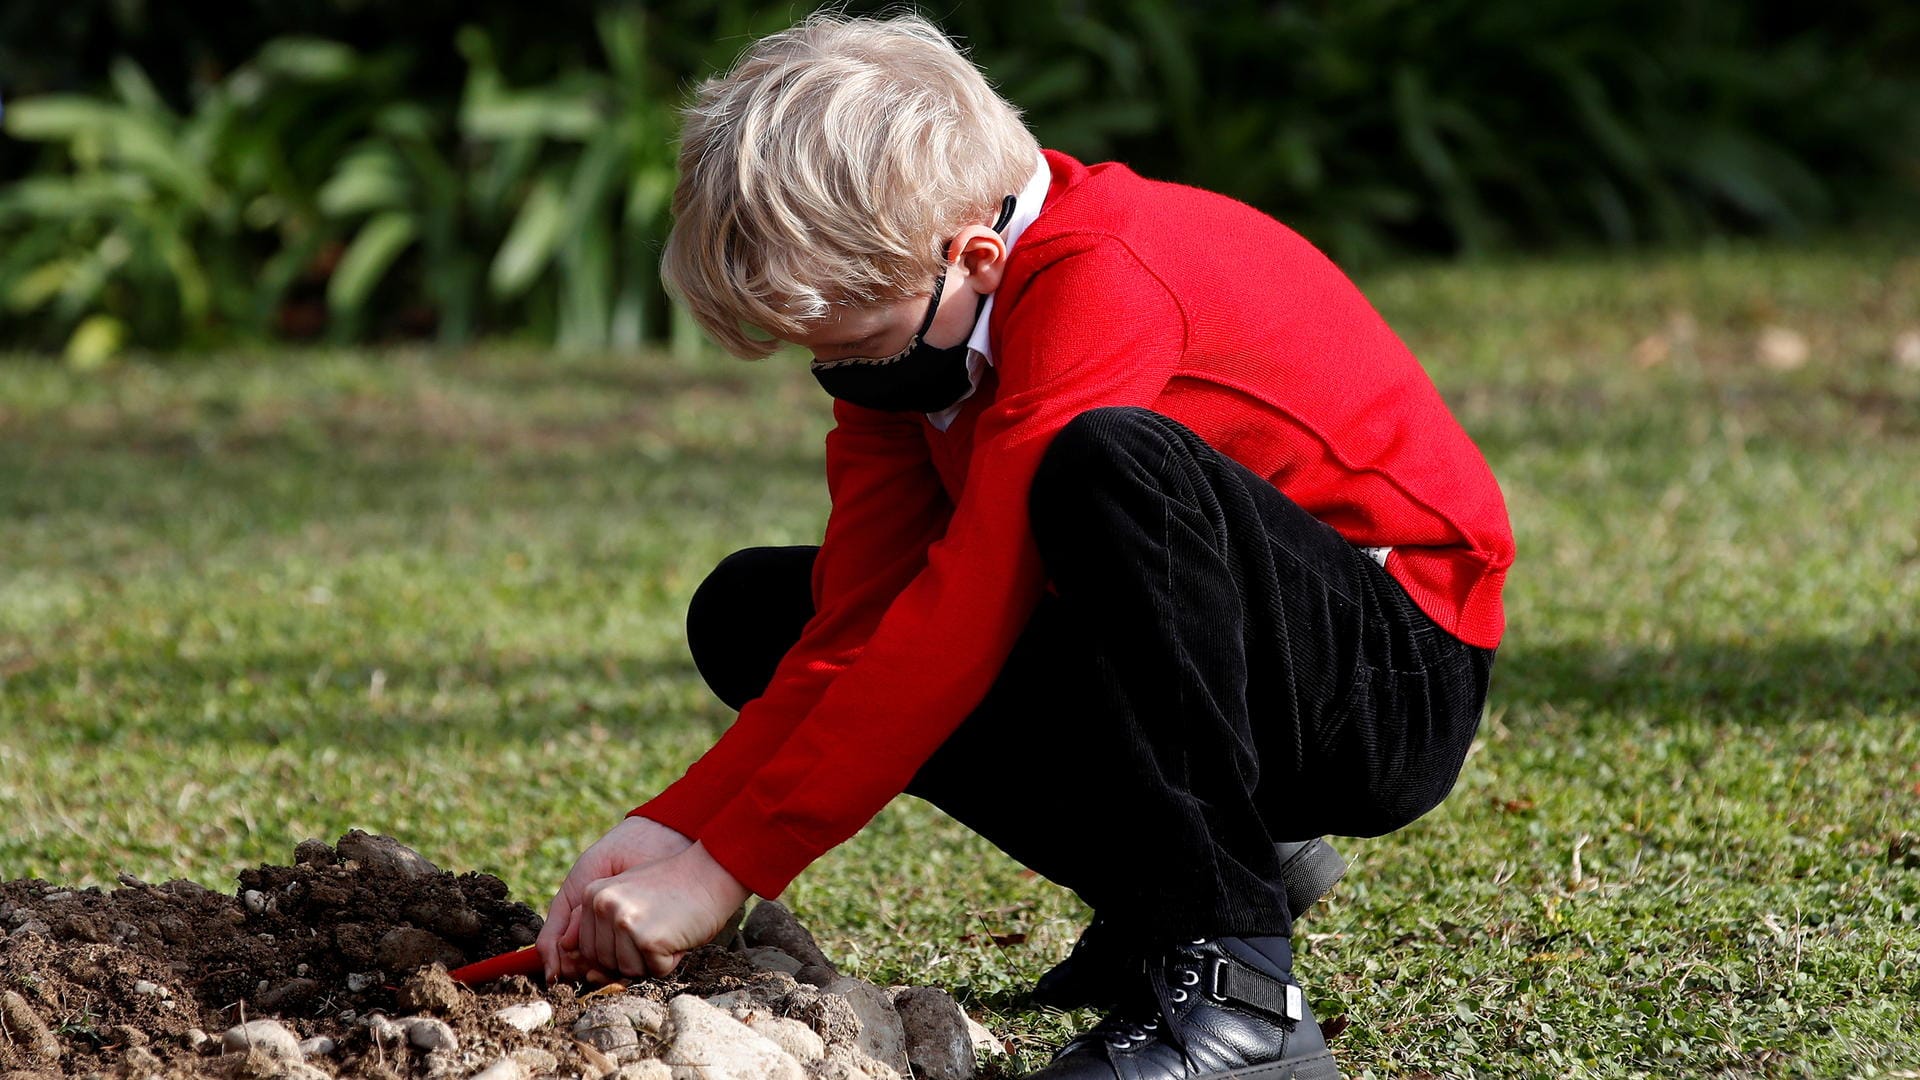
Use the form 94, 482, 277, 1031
4, 239, 1919, 1077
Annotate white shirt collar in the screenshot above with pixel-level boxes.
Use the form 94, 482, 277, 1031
925, 151, 1054, 431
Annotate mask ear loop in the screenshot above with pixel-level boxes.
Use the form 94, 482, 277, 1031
992, 193, 1017, 233
912, 195, 1016, 347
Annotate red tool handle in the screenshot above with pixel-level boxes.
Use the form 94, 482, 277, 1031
449, 945, 545, 985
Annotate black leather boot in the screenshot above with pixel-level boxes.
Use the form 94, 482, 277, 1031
1031, 838, 1347, 1012
1021, 935, 1343, 1079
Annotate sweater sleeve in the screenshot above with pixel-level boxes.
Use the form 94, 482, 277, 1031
627, 398, 951, 839
693, 234, 1188, 898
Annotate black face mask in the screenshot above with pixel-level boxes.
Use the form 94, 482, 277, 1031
811, 195, 1017, 414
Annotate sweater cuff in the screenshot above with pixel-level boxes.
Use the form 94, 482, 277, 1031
627, 781, 724, 843
692, 791, 828, 901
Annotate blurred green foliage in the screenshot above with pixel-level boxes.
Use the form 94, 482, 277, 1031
2, 0, 1917, 359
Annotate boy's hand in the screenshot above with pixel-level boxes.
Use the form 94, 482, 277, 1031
538, 815, 695, 981
558, 840, 752, 981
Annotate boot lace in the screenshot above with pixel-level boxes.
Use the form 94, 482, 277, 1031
1088, 937, 1211, 1069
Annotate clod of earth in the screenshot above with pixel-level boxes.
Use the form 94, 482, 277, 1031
0, 833, 998, 1079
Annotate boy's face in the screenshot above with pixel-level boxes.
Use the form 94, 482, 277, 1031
785, 223, 1009, 364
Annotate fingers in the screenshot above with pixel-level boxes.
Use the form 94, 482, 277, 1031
538, 887, 574, 981
616, 931, 650, 980
652, 949, 687, 979
579, 882, 610, 976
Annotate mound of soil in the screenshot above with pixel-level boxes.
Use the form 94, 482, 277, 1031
0, 833, 984, 1080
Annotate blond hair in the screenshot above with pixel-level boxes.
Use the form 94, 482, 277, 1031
660, 11, 1042, 358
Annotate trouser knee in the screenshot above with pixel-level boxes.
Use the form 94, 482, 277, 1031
1029, 406, 1187, 553
686, 545, 814, 711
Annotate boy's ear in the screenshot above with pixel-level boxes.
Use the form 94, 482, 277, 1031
949, 226, 1008, 294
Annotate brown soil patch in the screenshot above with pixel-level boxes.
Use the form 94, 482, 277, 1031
0, 833, 786, 1079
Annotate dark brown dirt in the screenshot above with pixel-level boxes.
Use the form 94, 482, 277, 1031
0, 832, 769, 1079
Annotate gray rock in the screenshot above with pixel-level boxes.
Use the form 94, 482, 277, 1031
491, 1000, 554, 1032
346, 970, 383, 993
220, 1019, 303, 1061
740, 900, 835, 974
336, 830, 441, 880
794, 962, 840, 987
573, 1004, 642, 1062
662, 995, 805, 1080
822, 976, 910, 1076
745, 1015, 826, 1063
893, 986, 974, 1080
299, 1035, 337, 1057
601, 996, 667, 1037
745, 946, 804, 975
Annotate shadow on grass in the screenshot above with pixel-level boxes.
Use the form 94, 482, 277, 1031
4, 649, 728, 750
1490, 633, 1920, 720
19, 631, 1914, 756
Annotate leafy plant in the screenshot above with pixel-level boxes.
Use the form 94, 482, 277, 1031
318, 11, 684, 349
2, 1, 1916, 358
0, 39, 401, 362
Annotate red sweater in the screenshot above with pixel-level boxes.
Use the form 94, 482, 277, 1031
632, 150, 1513, 899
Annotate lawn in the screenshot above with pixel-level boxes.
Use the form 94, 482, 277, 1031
2, 240, 1917, 1077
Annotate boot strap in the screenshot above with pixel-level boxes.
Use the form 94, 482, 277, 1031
1204, 955, 1304, 1023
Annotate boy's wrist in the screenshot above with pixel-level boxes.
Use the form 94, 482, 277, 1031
686, 839, 754, 906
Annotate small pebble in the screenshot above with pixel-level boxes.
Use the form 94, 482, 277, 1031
183, 1028, 212, 1053
299, 1035, 337, 1057
492, 1000, 554, 1032
243, 889, 268, 914
347, 970, 382, 993
403, 1015, 459, 1052
132, 980, 171, 999
221, 1019, 303, 1061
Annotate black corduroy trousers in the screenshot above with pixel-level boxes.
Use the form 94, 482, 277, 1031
685, 406, 1494, 942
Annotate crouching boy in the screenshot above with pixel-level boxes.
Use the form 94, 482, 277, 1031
538, 14, 1513, 1080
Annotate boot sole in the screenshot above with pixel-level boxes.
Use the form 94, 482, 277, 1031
1209, 1051, 1344, 1080
1279, 839, 1348, 920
